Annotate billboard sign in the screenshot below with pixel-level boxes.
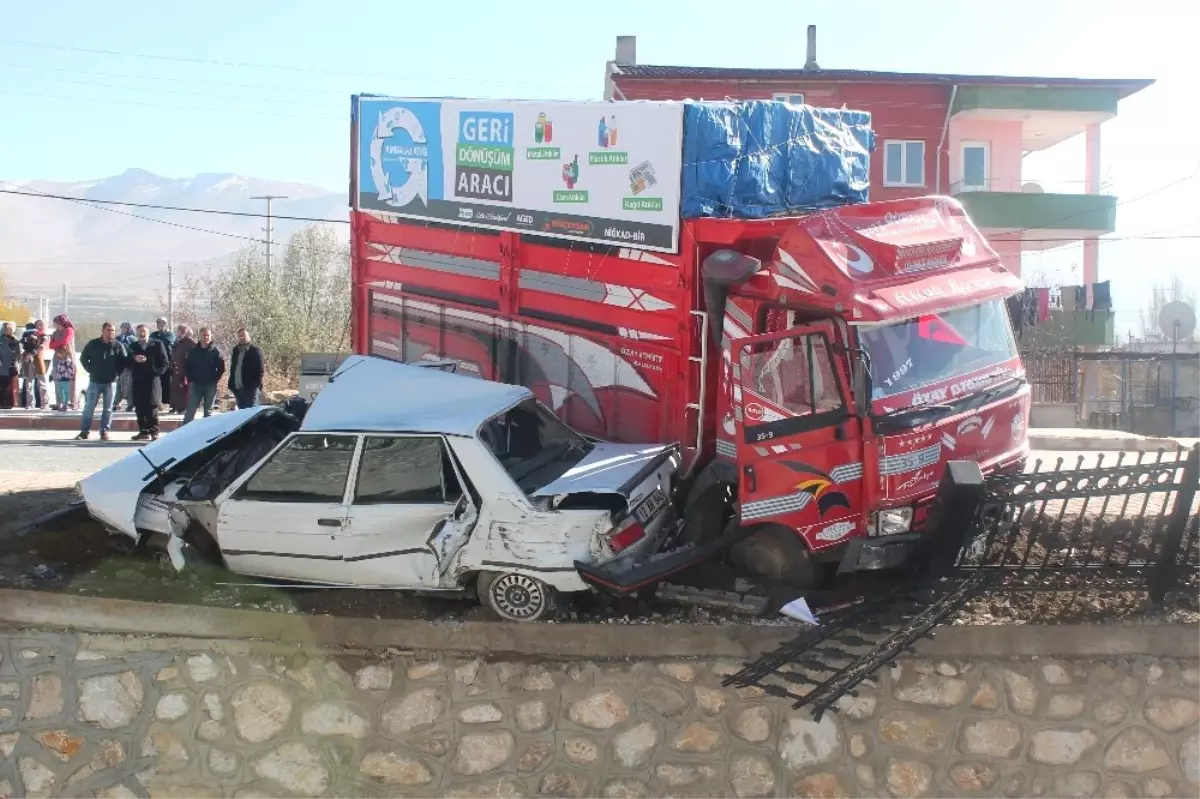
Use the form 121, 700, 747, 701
353, 97, 684, 252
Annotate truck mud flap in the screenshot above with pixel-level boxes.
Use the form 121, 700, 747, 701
575, 525, 757, 596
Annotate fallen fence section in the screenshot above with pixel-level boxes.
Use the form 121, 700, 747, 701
726, 445, 1200, 718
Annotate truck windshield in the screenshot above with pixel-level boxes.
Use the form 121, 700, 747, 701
479, 399, 595, 495
858, 298, 1018, 401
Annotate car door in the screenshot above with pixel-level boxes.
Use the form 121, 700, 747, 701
733, 323, 867, 549
338, 434, 476, 588
215, 432, 358, 582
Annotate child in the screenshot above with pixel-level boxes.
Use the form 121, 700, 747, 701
51, 345, 76, 411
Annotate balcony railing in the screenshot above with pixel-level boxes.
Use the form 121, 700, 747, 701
950, 178, 1113, 195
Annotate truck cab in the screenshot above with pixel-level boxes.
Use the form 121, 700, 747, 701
690, 197, 1028, 583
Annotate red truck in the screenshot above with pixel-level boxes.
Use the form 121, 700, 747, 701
349, 97, 1029, 593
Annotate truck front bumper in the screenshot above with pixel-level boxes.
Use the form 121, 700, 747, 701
836, 533, 922, 574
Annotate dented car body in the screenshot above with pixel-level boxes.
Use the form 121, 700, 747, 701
78, 356, 680, 620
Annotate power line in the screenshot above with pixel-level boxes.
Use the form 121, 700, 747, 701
0, 88, 344, 121
0, 187, 348, 224
6, 185, 1200, 247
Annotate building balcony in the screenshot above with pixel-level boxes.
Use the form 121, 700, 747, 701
952, 179, 1116, 242
950, 86, 1124, 151
1020, 310, 1115, 348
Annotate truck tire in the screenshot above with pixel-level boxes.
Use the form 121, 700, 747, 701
679, 470, 733, 547
729, 525, 817, 589
478, 571, 557, 622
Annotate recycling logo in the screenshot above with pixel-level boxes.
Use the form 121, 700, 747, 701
370, 106, 429, 209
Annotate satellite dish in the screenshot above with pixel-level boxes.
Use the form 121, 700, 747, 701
1159, 301, 1197, 341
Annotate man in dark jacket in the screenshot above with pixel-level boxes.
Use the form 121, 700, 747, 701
182, 327, 225, 424
149, 317, 176, 411
77, 322, 127, 441
128, 324, 170, 441
228, 327, 264, 409
0, 322, 19, 409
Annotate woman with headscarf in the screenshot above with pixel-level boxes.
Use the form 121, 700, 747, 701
169, 324, 195, 414
114, 322, 135, 411
49, 315, 76, 409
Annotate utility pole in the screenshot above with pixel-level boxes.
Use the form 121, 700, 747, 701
166, 264, 174, 330
250, 195, 287, 282
61, 283, 68, 318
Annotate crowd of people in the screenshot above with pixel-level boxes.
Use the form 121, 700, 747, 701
0, 315, 264, 442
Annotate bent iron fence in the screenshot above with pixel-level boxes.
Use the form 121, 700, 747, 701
725, 445, 1200, 719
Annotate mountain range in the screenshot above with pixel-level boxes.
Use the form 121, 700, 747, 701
0, 169, 348, 298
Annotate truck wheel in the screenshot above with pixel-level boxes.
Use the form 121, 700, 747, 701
478, 571, 557, 622
729, 525, 817, 589
679, 480, 732, 547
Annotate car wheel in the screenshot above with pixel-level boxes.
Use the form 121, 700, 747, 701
728, 525, 817, 589
478, 571, 556, 622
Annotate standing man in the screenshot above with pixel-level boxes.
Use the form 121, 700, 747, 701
114, 322, 135, 410
228, 327, 264, 410
0, 322, 19, 409
77, 322, 127, 441
169, 324, 196, 414
128, 324, 169, 441
183, 327, 225, 424
149, 317, 176, 411
19, 320, 48, 409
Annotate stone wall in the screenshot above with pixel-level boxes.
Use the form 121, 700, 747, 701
0, 631, 1197, 799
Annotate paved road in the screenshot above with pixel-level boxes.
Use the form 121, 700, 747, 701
0, 430, 143, 475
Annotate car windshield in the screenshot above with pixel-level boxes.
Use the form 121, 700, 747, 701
480, 399, 594, 495
858, 298, 1018, 402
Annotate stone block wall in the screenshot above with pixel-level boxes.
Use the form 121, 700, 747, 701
0, 631, 1197, 798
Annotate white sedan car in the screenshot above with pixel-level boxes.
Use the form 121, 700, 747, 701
79, 355, 680, 620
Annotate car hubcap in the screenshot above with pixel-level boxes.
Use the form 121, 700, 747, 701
491, 574, 544, 619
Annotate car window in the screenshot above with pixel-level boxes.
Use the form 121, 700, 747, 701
354, 436, 462, 504
240, 434, 357, 502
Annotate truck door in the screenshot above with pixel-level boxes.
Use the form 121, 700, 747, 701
732, 323, 866, 549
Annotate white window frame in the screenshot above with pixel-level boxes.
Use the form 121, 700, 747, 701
883, 139, 926, 188
772, 92, 805, 106
960, 141, 990, 191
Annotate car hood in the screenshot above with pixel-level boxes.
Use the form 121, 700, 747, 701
78, 407, 277, 540
531, 442, 676, 498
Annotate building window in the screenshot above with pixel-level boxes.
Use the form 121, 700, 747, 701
961, 142, 990, 191
884, 140, 925, 187
772, 92, 805, 106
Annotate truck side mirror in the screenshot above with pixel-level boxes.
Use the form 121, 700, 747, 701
852, 350, 873, 418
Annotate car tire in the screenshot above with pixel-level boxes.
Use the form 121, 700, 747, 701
728, 525, 817, 589
478, 571, 557, 622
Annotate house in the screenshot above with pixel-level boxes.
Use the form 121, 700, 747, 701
604, 28, 1152, 342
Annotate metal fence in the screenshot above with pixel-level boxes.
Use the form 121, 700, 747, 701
723, 445, 1200, 720
1021, 348, 1077, 404
951, 446, 1200, 601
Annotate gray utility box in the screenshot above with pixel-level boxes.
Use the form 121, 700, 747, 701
299, 353, 349, 400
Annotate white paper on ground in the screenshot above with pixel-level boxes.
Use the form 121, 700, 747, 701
779, 597, 819, 625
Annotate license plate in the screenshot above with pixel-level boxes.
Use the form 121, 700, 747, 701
633, 488, 667, 525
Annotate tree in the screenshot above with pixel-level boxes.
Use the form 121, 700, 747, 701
1139, 276, 1198, 341
0, 270, 31, 322
166, 224, 352, 384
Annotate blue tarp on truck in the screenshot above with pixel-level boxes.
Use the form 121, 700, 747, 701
680, 100, 874, 219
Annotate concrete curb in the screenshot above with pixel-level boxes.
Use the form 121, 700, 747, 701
1028, 433, 1188, 452
0, 411, 183, 432
0, 589, 1195, 660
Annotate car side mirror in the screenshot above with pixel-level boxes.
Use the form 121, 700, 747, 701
851, 350, 873, 418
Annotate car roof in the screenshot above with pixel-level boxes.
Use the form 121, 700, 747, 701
299, 355, 532, 437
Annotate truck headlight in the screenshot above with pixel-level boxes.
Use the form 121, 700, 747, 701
868, 507, 913, 537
